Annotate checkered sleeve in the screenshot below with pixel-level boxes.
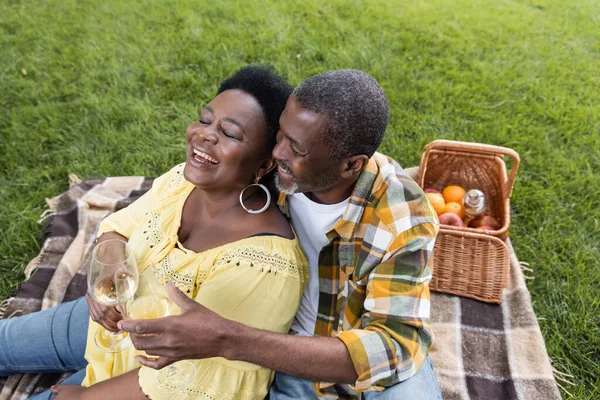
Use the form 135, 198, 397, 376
336, 221, 438, 391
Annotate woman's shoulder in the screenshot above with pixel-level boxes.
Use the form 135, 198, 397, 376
151, 163, 188, 191
242, 205, 294, 239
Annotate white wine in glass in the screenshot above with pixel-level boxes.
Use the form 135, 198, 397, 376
88, 239, 139, 353
125, 266, 197, 394
93, 271, 137, 305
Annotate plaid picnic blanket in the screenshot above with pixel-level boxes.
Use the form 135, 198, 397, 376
0, 172, 562, 400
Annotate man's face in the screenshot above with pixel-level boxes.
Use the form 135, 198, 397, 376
273, 96, 341, 195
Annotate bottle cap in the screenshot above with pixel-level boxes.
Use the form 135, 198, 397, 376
464, 189, 484, 207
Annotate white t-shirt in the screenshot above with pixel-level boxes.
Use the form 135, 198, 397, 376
288, 193, 349, 336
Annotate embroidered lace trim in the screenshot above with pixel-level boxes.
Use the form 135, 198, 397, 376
212, 245, 308, 283
170, 384, 258, 400
139, 370, 260, 400
155, 254, 197, 294
143, 211, 162, 248
167, 164, 186, 188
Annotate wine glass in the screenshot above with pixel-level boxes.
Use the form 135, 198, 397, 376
87, 239, 139, 353
124, 265, 197, 394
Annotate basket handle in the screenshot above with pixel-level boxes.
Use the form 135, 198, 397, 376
420, 140, 520, 197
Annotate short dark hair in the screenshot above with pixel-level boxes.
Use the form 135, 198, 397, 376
218, 65, 293, 146
293, 69, 389, 160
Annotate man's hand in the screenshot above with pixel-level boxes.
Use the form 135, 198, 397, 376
85, 292, 123, 332
118, 282, 232, 369
120, 284, 357, 384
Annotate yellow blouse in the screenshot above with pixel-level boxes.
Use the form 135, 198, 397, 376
82, 164, 308, 400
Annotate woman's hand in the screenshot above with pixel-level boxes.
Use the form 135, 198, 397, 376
51, 385, 88, 400
85, 292, 123, 332
87, 231, 129, 332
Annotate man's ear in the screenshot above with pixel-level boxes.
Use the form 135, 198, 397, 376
256, 157, 277, 182
340, 155, 369, 180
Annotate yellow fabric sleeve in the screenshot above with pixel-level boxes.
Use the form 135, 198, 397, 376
96, 189, 154, 240
96, 164, 182, 239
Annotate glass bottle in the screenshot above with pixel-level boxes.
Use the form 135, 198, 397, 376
462, 189, 485, 226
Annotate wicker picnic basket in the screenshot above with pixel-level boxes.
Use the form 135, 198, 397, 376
417, 140, 520, 303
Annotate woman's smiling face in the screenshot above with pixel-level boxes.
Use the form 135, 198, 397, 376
184, 89, 270, 192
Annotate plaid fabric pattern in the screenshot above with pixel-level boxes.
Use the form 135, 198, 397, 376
0, 176, 153, 400
278, 153, 440, 397
429, 239, 561, 400
0, 168, 561, 400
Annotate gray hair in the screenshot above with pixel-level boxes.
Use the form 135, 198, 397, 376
293, 69, 389, 160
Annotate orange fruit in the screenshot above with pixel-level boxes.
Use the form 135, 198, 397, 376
443, 185, 467, 204
441, 202, 465, 218
425, 192, 445, 216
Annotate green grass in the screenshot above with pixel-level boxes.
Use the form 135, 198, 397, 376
1, 0, 598, 397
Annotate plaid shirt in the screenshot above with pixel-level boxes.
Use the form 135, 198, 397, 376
278, 152, 439, 399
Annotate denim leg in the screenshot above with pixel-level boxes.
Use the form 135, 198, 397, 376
269, 372, 319, 400
27, 368, 87, 400
362, 357, 442, 400
0, 297, 89, 375
269, 357, 442, 400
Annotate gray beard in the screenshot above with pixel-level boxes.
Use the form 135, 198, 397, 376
275, 169, 340, 197
275, 172, 299, 195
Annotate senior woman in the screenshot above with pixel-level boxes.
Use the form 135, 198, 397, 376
0, 66, 308, 400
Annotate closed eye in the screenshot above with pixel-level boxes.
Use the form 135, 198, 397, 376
291, 145, 306, 157
222, 129, 240, 140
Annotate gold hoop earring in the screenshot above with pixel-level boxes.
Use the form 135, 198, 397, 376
239, 183, 271, 214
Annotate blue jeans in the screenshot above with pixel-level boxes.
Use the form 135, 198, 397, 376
269, 357, 442, 400
0, 297, 90, 399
